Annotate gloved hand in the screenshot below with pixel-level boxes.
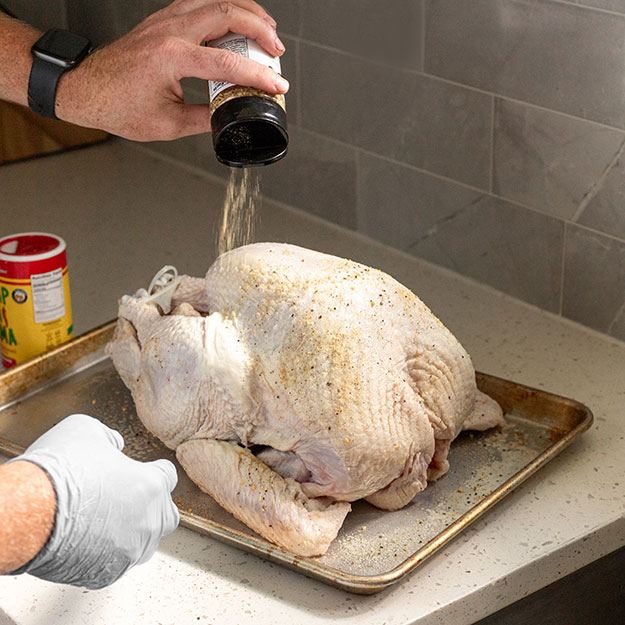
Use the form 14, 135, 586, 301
11, 414, 179, 589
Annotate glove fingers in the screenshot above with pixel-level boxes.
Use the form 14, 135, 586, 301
61, 414, 125, 451
135, 540, 159, 566
165, 500, 181, 535
96, 420, 125, 451
105, 426, 125, 451
146, 458, 178, 492
134, 501, 180, 566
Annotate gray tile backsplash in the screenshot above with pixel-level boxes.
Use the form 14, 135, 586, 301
180, 78, 208, 105
577, 152, 625, 240
300, 43, 492, 188
493, 99, 625, 220
562, 225, 625, 340
357, 152, 482, 251
261, 0, 301, 37
2, 0, 67, 29
425, 0, 625, 129
146, 0, 302, 36
145, 127, 358, 230
279, 36, 299, 125
610, 305, 625, 341
260, 128, 358, 229
409, 196, 564, 312
300, 0, 425, 69
53, 0, 625, 342
66, 0, 146, 44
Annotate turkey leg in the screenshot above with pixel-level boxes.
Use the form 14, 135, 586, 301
176, 439, 351, 557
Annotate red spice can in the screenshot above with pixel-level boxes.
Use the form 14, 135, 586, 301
0, 232, 73, 368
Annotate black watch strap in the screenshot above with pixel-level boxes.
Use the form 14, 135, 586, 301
27, 56, 67, 120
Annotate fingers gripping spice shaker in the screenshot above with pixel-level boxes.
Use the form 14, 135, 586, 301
0, 233, 73, 368
207, 33, 288, 167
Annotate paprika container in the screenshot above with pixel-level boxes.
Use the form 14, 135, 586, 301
0, 232, 73, 368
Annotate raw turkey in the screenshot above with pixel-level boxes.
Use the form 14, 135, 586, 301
106, 243, 504, 556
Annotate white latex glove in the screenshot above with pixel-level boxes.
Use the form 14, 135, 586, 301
11, 414, 179, 589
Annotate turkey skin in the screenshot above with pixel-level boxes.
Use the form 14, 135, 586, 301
107, 243, 504, 556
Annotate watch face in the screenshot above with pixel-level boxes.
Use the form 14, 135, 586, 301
33, 29, 91, 66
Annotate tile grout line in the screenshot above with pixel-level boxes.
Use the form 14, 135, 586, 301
294, 37, 625, 134
295, 38, 303, 128
490, 97, 496, 193
354, 148, 362, 232
296, 0, 303, 39
559, 223, 568, 316
566, 220, 625, 245
419, 0, 427, 73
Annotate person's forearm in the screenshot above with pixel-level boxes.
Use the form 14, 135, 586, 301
0, 13, 40, 106
0, 460, 56, 574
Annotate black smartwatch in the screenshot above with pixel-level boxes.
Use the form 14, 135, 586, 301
28, 29, 92, 119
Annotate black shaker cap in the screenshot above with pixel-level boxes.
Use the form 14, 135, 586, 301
211, 96, 288, 167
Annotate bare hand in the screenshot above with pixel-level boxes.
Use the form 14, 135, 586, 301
55, 0, 289, 141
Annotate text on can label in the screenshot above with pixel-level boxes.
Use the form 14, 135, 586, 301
31, 269, 66, 323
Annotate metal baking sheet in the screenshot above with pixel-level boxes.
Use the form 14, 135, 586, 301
0, 323, 593, 594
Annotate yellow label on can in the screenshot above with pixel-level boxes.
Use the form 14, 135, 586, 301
0, 268, 73, 366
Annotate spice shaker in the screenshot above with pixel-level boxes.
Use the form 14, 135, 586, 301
207, 33, 288, 168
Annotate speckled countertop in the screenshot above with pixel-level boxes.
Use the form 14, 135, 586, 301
1, 142, 624, 625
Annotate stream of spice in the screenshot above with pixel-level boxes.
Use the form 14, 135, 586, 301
217, 168, 260, 256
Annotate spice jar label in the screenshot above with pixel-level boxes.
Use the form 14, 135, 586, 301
208, 33, 282, 101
